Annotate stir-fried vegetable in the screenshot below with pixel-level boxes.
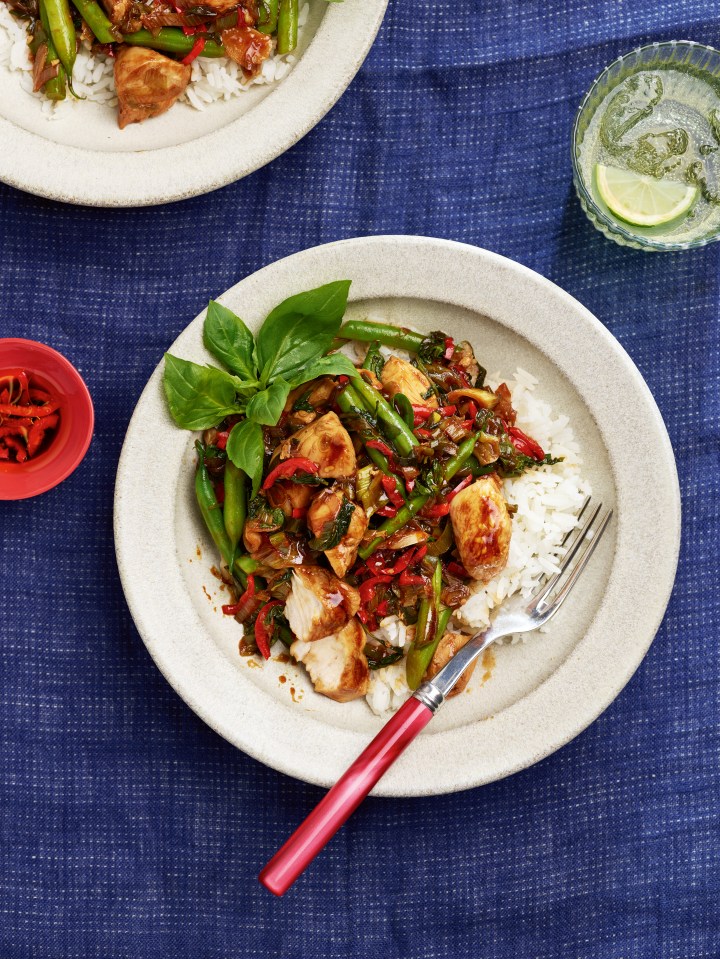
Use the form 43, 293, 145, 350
5, 0, 344, 125
165, 285, 559, 704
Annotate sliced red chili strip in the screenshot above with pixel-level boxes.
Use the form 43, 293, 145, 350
444, 337, 455, 361
222, 574, 255, 616
422, 503, 450, 518
507, 426, 545, 461
398, 569, 425, 587
375, 504, 398, 518
366, 439, 395, 459
415, 427, 433, 438
358, 575, 393, 604
411, 404, 433, 425
262, 457, 319, 490
0, 400, 60, 418
381, 474, 405, 508
181, 35, 206, 64
254, 600, 282, 659
215, 430, 229, 450
446, 561, 469, 578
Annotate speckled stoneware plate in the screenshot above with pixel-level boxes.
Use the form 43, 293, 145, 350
0, 0, 387, 206
114, 236, 681, 796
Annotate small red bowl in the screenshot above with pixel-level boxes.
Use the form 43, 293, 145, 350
0, 339, 94, 501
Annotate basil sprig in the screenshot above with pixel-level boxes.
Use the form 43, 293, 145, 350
163, 281, 359, 495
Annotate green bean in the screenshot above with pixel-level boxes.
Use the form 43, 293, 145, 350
443, 434, 480, 481
276, 0, 297, 54
70, 0, 117, 43
406, 606, 451, 690
196, 459, 235, 570
351, 374, 418, 457
358, 435, 481, 559
256, 0, 279, 34
362, 340, 385, 379
43, 35, 67, 100
340, 319, 425, 353
123, 28, 225, 57
36, 0, 66, 99
406, 561, 444, 690
223, 461, 246, 559
235, 555, 258, 575
358, 491, 431, 560
41, 0, 76, 93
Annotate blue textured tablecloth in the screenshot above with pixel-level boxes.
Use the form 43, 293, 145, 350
2, 1, 719, 955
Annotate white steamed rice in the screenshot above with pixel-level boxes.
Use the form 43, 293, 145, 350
365, 367, 592, 715
0, 0, 308, 118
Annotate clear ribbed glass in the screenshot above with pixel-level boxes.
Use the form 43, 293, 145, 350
572, 41, 720, 251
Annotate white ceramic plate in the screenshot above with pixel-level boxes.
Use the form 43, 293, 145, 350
114, 236, 681, 796
0, 0, 387, 206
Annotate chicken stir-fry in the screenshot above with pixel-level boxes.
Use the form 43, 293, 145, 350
4, 0, 299, 126
186, 309, 557, 708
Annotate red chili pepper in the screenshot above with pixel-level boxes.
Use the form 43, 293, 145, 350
451, 365, 472, 386
359, 575, 393, 604
222, 574, 255, 616
262, 457, 319, 490
507, 426, 545, 461
2, 435, 27, 462
215, 431, 229, 450
446, 561, 469, 578
366, 440, 395, 459
375, 505, 398, 518
422, 502, 450, 518
381, 474, 405, 508
415, 427, 433, 439
444, 337, 455, 361
380, 543, 428, 576
291, 507, 307, 519
447, 474, 473, 501
181, 35, 206, 64
338, 375, 349, 385
439, 404, 457, 417
0, 400, 60, 418
375, 600, 391, 617
465, 401, 478, 419
26, 421, 47, 457
398, 569, 425, 587
254, 600, 282, 660
411, 404, 433, 425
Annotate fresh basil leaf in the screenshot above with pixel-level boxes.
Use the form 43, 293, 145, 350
226, 419, 264, 497
203, 301, 257, 381
309, 496, 356, 551
255, 280, 351, 384
288, 353, 360, 388
245, 378, 291, 426
163, 353, 241, 430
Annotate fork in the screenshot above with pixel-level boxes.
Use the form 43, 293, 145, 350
259, 497, 612, 896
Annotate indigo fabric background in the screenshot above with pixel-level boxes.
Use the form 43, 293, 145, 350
1, 0, 719, 955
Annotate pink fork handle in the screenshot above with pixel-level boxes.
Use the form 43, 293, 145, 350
259, 695, 434, 896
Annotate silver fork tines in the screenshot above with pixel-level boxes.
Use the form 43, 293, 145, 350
414, 496, 613, 709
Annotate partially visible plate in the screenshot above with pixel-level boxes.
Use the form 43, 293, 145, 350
114, 236, 681, 795
0, 0, 387, 206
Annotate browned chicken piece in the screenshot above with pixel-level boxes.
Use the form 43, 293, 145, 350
114, 47, 190, 129
358, 367, 383, 391
221, 25, 273, 78
449, 474, 512, 584
307, 488, 369, 578
279, 412, 356, 481
100, 0, 134, 27
380, 355, 438, 409
266, 481, 313, 519
424, 631, 477, 697
290, 618, 369, 703
283, 377, 336, 428
285, 566, 360, 643
451, 340, 481, 384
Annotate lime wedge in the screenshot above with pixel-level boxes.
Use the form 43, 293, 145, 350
595, 163, 697, 227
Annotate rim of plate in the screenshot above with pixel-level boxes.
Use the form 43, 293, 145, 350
0, 0, 388, 207
114, 236, 681, 796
